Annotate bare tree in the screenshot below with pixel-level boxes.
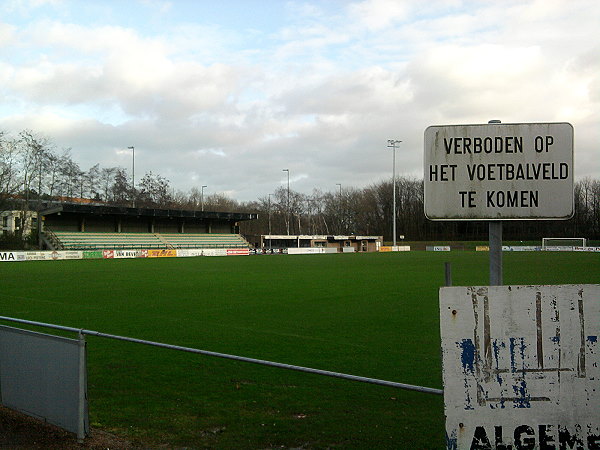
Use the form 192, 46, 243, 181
99, 167, 117, 201
0, 132, 19, 213
111, 168, 130, 204
137, 171, 172, 208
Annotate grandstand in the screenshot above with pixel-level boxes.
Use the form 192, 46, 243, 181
38, 202, 256, 251
47, 231, 250, 250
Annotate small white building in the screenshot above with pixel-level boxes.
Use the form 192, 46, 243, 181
260, 234, 382, 252
0, 210, 37, 236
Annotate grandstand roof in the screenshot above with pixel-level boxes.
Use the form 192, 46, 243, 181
37, 202, 258, 222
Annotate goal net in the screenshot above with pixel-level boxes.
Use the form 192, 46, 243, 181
542, 238, 587, 250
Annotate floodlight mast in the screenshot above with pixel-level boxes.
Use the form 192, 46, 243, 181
387, 139, 402, 247
336, 183, 342, 233
201, 185, 207, 211
268, 193, 274, 250
283, 169, 290, 234
128, 146, 135, 207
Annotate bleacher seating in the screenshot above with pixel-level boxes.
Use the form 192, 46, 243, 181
159, 233, 249, 249
48, 231, 250, 250
51, 232, 165, 249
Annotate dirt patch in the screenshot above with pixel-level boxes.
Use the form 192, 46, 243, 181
0, 405, 134, 449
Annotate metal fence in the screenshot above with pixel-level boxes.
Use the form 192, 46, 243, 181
0, 315, 442, 441
0, 315, 442, 395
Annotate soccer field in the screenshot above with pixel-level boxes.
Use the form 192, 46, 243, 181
1, 252, 598, 448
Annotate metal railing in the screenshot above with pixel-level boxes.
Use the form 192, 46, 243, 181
0, 315, 443, 396
43, 228, 63, 250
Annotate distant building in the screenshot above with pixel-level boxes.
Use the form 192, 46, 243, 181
259, 235, 382, 253
0, 210, 37, 236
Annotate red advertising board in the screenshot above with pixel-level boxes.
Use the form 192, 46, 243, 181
226, 248, 249, 256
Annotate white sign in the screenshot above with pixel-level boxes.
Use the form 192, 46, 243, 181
440, 285, 600, 449
0, 252, 26, 262
424, 123, 574, 220
426, 246, 451, 252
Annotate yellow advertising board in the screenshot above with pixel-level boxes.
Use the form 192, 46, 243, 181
148, 249, 177, 258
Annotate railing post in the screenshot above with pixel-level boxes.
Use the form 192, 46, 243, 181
445, 262, 452, 287
77, 330, 87, 443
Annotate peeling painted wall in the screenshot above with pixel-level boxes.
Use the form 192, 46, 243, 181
440, 285, 599, 449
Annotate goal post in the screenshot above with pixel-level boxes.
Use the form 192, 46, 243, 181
542, 237, 587, 249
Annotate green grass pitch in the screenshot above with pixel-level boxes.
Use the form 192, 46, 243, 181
1, 251, 598, 448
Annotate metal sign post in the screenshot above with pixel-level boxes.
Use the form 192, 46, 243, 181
489, 221, 502, 285
487, 120, 503, 286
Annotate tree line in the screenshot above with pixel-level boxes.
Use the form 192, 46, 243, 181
1, 130, 599, 242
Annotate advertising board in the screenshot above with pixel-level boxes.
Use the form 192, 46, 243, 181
226, 248, 250, 256
148, 249, 177, 258
426, 246, 451, 251
0, 252, 25, 262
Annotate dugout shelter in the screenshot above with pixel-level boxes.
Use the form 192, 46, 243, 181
259, 234, 382, 253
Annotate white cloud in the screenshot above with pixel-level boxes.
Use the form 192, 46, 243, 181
348, 0, 410, 31
0, 0, 598, 200
0, 22, 17, 46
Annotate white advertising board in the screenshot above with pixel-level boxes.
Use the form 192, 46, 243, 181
427, 246, 451, 252
424, 123, 573, 220
287, 247, 338, 255
0, 252, 26, 262
440, 285, 599, 449
390, 246, 410, 252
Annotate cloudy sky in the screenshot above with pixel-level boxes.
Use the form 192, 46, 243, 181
1, 0, 598, 202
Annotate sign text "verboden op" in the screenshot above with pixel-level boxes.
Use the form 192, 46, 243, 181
424, 123, 573, 220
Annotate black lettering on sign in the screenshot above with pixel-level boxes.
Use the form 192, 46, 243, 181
466, 424, 596, 450
514, 425, 535, 450
588, 433, 600, 450
535, 135, 555, 153
558, 427, 584, 449
470, 426, 492, 450
494, 426, 513, 450
429, 164, 457, 182
539, 425, 555, 450
464, 163, 568, 181
444, 137, 523, 154
486, 191, 539, 208
464, 137, 472, 153
459, 191, 476, 208
444, 138, 453, 154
